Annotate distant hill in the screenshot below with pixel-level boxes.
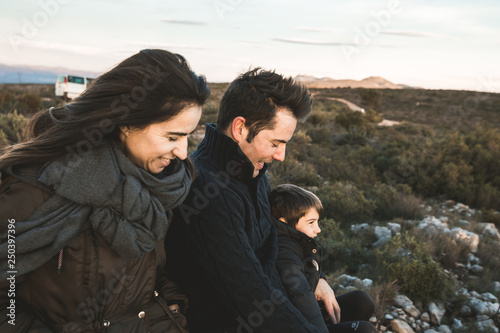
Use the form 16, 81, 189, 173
295, 75, 410, 89
0, 64, 100, 84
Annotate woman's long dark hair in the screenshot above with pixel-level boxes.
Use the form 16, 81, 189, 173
0, 49, 210, 177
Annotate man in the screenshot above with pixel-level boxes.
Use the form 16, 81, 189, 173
166, 69, 339, 332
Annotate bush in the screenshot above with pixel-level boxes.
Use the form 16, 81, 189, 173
317, 218, 378, 275
19, 92, 41, 112
411, 229, 471, 270
317, 182, 376, 225
268, 158, 319, 187
368, 183, 424, 221
377, 233, 453, 302
0, 111, 28, 145
368, 280, 400, 318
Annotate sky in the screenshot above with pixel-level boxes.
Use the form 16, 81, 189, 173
1, 0, 499, 92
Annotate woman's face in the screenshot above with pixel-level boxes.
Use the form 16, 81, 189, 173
120, 105, 202, 174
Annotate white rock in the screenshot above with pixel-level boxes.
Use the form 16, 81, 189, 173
476, 315, 499, 333
338, 274, 358, 286
418, 216, 449, 234
491, 281, 500, 293
420, 312, 430, 322
385, 314, 395, 320
351, 223, 370, 232
362, 278, 373, 288
479, 222, 500, 240
394, 295, 413, 308
373, 226, 392, 247
428, 302, 445, 325
449, 227, 479, 252
459, 305, 472, 315
467, 253, 480, 265
452, 318, 463, 330
457, 219, 470, 227
454, 203, 473, 215
481, 292, 499, 303
391, 319, 415, 333
403, 304, 421, 319
388, 222, 401, 234
470, 264, 483, 274
470, 298, 500, 316
438, 325, 452, 333
423, 330, 439, 333
421, 322, 430, 330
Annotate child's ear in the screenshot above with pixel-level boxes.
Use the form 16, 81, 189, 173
279, 217, 287, 223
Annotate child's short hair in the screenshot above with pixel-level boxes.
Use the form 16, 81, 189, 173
270, 184, 323, 228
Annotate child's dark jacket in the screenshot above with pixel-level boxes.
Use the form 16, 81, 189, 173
275, 219, 329, 333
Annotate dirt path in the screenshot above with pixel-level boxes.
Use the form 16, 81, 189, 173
326, 97, 365, 113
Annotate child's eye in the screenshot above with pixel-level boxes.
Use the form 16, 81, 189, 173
271, 143, 278, 148
168, 137, 179, 142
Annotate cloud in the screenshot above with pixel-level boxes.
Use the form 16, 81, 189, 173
273, 37, 351, 46
295, 27, 341, 32
161, 19, 206, 26
127, 40, 210, 50
273, 37, 393, 48
8, 37, 107, 56
381, 30, 457, 39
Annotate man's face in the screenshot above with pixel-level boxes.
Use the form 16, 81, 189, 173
238, 108, 297, 178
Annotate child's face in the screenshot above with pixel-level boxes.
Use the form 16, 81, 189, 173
296, 208, 321, 238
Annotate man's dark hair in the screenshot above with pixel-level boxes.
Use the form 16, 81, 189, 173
270, 184, 323, 229
216, 68, 312, 142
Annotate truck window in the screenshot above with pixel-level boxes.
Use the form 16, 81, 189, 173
68, 76, 85, 84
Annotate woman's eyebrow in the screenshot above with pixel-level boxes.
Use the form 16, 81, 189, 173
165, 129, 196, 136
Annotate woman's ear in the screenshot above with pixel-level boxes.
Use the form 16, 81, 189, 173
279, 217, 287, 223
230, 116, 247, 143
119, 126, 130, 137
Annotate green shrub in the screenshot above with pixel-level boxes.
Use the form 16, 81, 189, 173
0, 129, 8, 147
360, 89, 382, 111
269, 158, 319, 187
317, 182, 376, 225
411, 229, 471, 270
19, 92, 41, 112
0, 111, 28, 145
377, 233, 453, 302
368, 183, 424, 221
317, 218, 377, 275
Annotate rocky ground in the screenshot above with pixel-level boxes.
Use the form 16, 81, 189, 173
340, 201, 500, 333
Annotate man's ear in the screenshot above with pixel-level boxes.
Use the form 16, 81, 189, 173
279, 217, 287, 224
231, 116, 247, 143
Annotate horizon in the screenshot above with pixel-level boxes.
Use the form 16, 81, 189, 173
1, 0, 499, 93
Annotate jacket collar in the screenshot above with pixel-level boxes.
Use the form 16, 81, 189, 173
193, 123, 268, 182
274, 218, 315, 243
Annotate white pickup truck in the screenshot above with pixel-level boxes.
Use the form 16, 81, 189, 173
55, 75, 93, 100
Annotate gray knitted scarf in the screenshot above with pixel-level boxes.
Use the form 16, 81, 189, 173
0, 140, 191, 280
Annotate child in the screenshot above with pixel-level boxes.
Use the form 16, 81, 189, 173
270, 184, 376, 333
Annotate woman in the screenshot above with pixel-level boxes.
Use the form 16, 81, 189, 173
0, 49, 210, 332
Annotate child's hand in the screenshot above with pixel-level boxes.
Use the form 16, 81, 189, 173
315, 278, 341, 324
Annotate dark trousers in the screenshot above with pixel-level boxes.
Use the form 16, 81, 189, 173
323, 290, 377, 333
